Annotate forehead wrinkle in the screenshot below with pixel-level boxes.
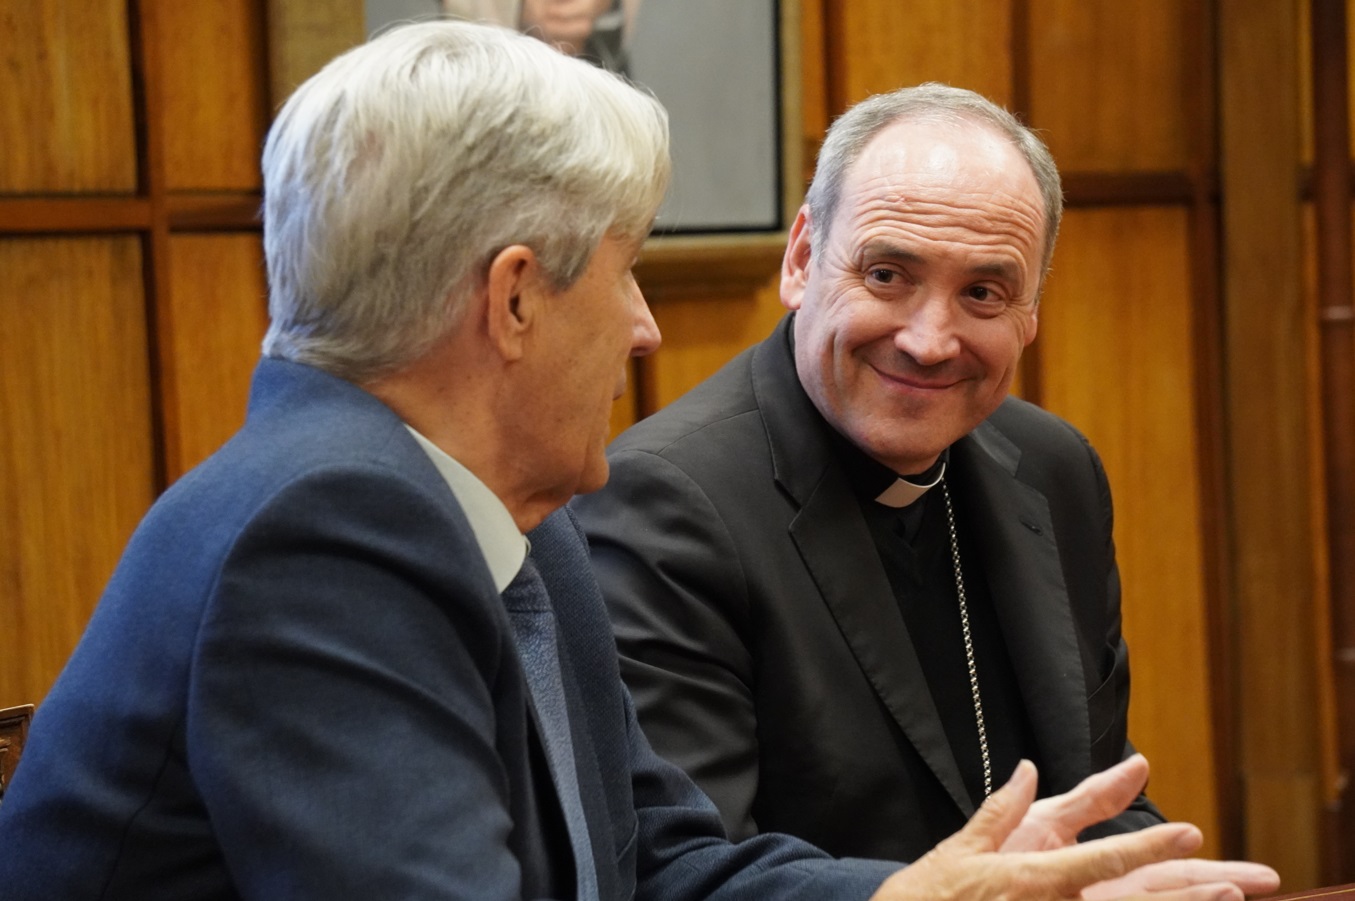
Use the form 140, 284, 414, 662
849, 192, 1042, 259
859, 180, 1043, 228
841, 124, 1047, 242
830, 134, 1046, 295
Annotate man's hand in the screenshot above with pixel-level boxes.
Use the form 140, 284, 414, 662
998, 755, 1279, 898
867, 760, 1278, 901
1001, 755, 1159, 852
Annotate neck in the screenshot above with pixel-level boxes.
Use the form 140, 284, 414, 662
362, 339, 552, 533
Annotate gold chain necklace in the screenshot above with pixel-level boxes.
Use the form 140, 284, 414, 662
940, 479, 992, 799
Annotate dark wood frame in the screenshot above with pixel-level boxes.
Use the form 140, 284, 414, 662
0, 704, 35, 801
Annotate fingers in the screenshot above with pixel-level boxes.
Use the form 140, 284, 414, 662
1034, 822, 1204, 897
1082, 859, 1280, 899
1004, 756, 1152, 852
1184, 861, 1278, 895
869, 819, 1209, 901
944, 759, 1041, 854
1039, 755, 1151, 832
1106, 885, 1243, 901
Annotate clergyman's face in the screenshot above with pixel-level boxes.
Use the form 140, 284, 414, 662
781, 117, 1046, 475
529, 231, 659, 497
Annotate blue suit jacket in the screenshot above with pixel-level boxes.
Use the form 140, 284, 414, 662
0, 358, 895, 900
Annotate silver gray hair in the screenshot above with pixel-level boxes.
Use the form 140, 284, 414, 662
261, 20, 670, 381
805, 83, 1063, 282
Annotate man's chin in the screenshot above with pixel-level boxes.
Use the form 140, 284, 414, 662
853, 428, 952, 476
574, 458, 611, 496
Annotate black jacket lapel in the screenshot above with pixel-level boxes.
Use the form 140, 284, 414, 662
754, 319, 973, 817
954, 422, 1091, 792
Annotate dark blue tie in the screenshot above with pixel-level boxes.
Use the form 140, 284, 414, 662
502, 557, 599, 901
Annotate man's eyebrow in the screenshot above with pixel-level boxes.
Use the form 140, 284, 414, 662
858, 242, 1022, 283
969, 259, 1022, 282
859, 241, 924, 266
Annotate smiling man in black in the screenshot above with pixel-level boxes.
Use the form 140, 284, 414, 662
574, 83, 1161, 863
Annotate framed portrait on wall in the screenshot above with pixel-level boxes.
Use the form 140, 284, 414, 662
268, 0, 801, 246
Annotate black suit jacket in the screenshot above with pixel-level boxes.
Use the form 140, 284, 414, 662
573, 315, 1163, 863
0, 358, 896, 900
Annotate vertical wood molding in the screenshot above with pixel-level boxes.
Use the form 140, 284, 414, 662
819, 0, 848, 119
1309, 0, 1355, 881
129, 0, 171, 491
1010, 0, 1043, 407
1184, 0, 1241, 862
1219, 0, 1325, 885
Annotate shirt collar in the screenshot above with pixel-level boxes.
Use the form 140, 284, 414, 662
404, 426, 528, 592
874, 460, 947, 508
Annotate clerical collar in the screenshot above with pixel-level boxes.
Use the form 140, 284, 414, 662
824, 418, 949, 510
875, 459, 947, 508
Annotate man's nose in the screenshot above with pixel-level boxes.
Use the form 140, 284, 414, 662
631, 290, 661, 358
893, 293, 961, 366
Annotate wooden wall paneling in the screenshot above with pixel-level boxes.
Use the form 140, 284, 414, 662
1220, 0, 1325, 886
0, 0, 137, 192
147, 0, 272, 478
162, 235, 270, 480
1309, 201, 1348, 884
1180, 0, 1240, 862
0, 238, 156, 706
1345, 0, 1355, 165
633, 237, 790, 418
264, 0, 365, 109
0, 198, 152, 234
797, 0, 829, 187
1300, 0, 1316, 166
641, 273, 787, 412
1009, 0, 1038, 405
1026, 0, 1192, 172
157, 0, 269, 191
1037, 207, 1221, 858
822, 0, 1014, 112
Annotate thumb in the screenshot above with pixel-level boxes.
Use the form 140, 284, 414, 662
943, 759, 1040, 854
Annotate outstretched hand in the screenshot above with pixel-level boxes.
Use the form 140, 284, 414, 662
868, 760, 1278, 901
998, 755, 1278, 898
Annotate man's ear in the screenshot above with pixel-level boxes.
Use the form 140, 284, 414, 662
780, 205, 813, 312
485, 244, 542, 361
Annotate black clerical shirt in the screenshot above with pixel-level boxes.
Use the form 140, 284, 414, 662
829, 432, 1040, 808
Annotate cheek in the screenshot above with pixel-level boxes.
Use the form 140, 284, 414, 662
1011, 309, 1038, 349
975, 314, 1033, 367
800, 306, 858, 361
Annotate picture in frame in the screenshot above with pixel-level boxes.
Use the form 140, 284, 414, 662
358, 0, 797, 237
